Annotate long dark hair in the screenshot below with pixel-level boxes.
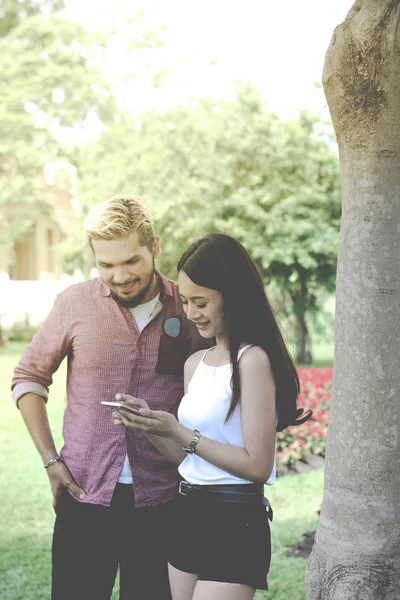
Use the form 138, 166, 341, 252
177, 233, 311, 431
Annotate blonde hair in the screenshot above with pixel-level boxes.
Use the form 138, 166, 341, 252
83, 194, 155, 250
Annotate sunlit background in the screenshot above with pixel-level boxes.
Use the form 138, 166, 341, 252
64, 0, 350, 119
0, 0, 352, 359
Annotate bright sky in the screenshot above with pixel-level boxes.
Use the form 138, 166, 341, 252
64, 0, 354, 119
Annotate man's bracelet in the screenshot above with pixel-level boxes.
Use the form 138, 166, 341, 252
44, 456, 64, 469
182, 430, 201, 455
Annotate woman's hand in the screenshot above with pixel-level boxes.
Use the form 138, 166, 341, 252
112, 393, 179, 439
112, 393, 149, 426
116, 393, 150, 411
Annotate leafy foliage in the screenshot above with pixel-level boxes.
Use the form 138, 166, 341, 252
0, 1, 115, 248
1, 6, 340, 361
75, 85, 341, 360
0, 0, 65, 38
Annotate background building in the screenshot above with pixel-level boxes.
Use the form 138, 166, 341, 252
0, 162, 79, 281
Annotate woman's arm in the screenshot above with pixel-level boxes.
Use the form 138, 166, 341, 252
194, 346, 276, 483
118, 347, 276, 483
142, 431, 186, 467
113, 394, 185, 466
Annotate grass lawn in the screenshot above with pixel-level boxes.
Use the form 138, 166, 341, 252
309, 343, 334, 368
0, 343, 324, 599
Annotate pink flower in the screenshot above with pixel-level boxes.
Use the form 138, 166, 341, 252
277, 367, 332, 469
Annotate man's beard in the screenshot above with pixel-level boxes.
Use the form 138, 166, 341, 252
110, 264, 156, 309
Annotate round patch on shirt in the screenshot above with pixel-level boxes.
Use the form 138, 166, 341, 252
163, 316, 182, 338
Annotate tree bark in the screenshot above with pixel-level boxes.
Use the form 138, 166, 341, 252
306, 2, 400, 599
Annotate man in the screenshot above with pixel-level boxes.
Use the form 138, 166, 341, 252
12, 194, 210, 600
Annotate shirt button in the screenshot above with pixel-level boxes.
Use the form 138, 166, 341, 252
126, 312, 132, 318
132, 369, 137, 374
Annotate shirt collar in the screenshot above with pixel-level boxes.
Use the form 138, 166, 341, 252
156, 268, 173, 301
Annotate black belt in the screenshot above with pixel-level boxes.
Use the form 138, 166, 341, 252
177, 480, 273, 520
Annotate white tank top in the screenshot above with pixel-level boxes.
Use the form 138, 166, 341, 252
178, 345, 277, 486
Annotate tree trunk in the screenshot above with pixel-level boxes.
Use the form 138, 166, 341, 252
291, 271, 313, 364
306, 2, 400, 599
295, 309, 312, 365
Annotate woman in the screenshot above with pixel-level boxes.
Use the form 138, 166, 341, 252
113, 233, 311, 599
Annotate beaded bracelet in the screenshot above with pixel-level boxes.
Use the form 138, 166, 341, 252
44, 456, 64, 469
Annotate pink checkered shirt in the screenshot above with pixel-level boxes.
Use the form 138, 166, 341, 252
12, 271, 210, 507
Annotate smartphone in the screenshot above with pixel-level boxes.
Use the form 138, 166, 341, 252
101, 401, 141, 415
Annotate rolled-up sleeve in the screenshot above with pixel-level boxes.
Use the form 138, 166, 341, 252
11, 293, 71, 408
12, 382, 48, 406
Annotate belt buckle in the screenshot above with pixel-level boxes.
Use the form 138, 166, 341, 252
178, 480, 193, 496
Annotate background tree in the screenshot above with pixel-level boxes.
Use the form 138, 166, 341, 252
0, 0, 115, 265
76, 85, 340, 362
306, 1, 400, 598
0, 0, 65, 37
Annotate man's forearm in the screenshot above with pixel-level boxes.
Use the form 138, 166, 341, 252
18, 393, 59, 463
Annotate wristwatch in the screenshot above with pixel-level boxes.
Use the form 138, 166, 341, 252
182, 430, 201, 454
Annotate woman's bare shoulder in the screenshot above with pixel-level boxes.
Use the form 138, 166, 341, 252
240, 346, 272, 372
184, 349, 206, 372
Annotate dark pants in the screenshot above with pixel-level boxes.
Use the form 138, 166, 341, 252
52, 483, 172, 600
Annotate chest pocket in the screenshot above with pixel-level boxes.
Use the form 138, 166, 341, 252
155, 316, 192, 376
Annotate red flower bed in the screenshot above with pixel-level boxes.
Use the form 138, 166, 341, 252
276, 368, 332, 467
